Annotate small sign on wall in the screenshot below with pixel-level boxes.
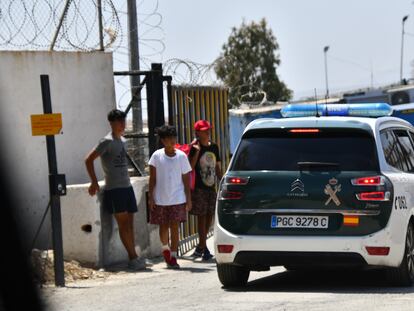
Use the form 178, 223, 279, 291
31, 113, 62, 136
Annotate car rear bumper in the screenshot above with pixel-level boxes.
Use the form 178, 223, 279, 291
233, 251, 366, 268
214, 221, 405, 268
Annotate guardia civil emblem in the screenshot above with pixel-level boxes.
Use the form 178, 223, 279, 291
324, 178, 341, 206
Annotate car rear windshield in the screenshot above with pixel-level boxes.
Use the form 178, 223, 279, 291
231, 128, 379, 171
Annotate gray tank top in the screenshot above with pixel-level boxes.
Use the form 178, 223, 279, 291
94, 132, 131, 190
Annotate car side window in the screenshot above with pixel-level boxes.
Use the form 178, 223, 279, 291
409, 132, 414, 147
394, 130, 414, 173
380, 129, 406, 171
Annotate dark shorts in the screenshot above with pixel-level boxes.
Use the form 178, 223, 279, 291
190, 188, 217, 216
150, 204, 187, 225
102, 186, 138, 214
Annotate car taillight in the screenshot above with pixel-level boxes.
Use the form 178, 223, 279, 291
224, 176, 249, 185
217, 245, 234, 253
351, 176, 384, 186
289, 129, 320, 133
356, 191, 390, 201
366, 246, 390, 256
219, 190, 243, 200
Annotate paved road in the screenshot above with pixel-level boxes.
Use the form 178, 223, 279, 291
42, 239, 414, 311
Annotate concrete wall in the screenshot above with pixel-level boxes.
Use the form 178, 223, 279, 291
61, 177, 161, 267
0, 51, 116, 248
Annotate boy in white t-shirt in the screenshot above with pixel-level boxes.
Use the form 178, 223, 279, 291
148, 125, 192, 269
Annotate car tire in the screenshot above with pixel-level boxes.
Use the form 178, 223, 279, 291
284, 265, 301, 271
386, 222, 414, 286
217, 263, 250, 288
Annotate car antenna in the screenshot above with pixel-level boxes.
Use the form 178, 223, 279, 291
314, 88, 320, 117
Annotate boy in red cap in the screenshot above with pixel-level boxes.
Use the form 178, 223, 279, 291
188, 120, 222, 260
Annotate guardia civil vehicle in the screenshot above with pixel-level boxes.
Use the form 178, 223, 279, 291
214, 103, 414, 287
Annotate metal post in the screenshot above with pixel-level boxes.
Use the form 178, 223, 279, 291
400, 15, 409, 83
40, 75, 65, 287
127, 0, 144, 170
164, 76, 173, 125
50, 0, 72, 51
146, 63, 165, 155
323, 46, 330, 99
97, 0, 104, 51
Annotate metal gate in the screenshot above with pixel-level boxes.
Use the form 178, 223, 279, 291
171, 86, 230, 255
171, 86, 230, 173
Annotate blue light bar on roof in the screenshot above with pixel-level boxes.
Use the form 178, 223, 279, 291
280, 103, 392, 118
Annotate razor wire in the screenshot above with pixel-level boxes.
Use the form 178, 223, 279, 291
0, 0, 122, 51
163, 58, 221, 86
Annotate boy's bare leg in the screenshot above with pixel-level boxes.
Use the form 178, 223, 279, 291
205, 214, 213, 241
114, 212, 138, 260
159, 223, 170, 246
169, 221, 180, 253
127, 212, 137, 251
197, 215, 207, 249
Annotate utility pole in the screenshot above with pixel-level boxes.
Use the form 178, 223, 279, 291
97, 0, 104, 51
400, 15, 409, 84
323, 46, 330, 99
127, 0, 144, 170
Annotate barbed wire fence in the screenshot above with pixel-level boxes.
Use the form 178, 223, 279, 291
0, 0, 121, 51
0, 0, 224, 115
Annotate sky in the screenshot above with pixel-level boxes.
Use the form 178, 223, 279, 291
122, 0, 414, 101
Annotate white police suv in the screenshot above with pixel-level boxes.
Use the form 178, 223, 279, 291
214, 103, 414, 287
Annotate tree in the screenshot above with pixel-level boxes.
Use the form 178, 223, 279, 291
215, 18, 292, 108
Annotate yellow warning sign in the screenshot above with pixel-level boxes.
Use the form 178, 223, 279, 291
31, 113, 62, 136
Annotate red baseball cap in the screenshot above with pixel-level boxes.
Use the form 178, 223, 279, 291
194, 120, 212, 131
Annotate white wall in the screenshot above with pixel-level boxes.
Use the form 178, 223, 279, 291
61, 177, 162, 267
0, 51, 115, 248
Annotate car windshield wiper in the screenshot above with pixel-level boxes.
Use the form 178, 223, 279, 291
297, 161, 340, 169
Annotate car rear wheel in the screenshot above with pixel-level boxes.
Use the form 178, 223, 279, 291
217, 264, 250, 288
284, 265, 305, 271
386, 222, 414, 286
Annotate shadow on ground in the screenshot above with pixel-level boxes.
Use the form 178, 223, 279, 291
225, 268, 414, 294
103, 256, 215, 274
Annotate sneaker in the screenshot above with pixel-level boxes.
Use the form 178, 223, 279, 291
191, 246, 203, 258
202, 248, 213, 261
144, 258, 154, 267
167, 256, 180, 269
128, 257, 146, 271
162, 249, 171, 263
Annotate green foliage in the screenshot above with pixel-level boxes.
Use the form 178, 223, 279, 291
215, 18, 292, 107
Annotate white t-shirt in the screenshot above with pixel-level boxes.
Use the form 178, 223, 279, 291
148, 148, 192, 206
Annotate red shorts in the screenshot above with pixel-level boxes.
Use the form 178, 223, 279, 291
190, 188, 217, 216
150, 203, 187, 225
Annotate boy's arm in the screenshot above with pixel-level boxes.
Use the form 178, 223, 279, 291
85, 149, 100, 196
148, 165, 156, 210
215, 161, 223, 181
215, 145, 223, 181
188, 143, 200, 169
182, 172, 192, 211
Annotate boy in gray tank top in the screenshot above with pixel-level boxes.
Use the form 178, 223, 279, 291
85, 109, 146, 271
